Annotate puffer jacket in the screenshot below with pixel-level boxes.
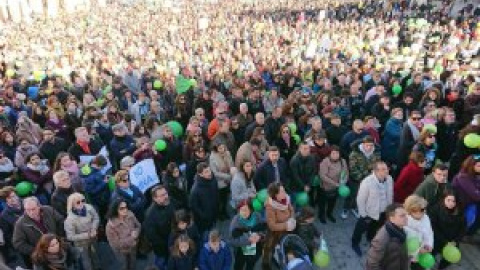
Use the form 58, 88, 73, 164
348, 141, 381, 183
80, 167, 110, 207
106, 210, 141, 253
64, 204, 100, 247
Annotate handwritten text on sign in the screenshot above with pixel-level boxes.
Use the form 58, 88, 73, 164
129, 159, 160, 193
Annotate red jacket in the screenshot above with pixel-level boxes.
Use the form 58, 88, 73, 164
394, 161, 424, 203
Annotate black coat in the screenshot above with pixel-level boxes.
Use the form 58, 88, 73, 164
68, 138, 104, 162
436, 121, 459, 162
264, 117, 285, 144
254, 158, 288, 191
326, 125, 348, 147
289, 153, 317, 192
167, 251, 196, 270
428, 204, 466, 253
396, 123, 417, 169
189, 175, 219, 232
0, 205, 22, 258
274, 137, 297, 163
50, 187, 75, 217
143, 202, 176, 257
39, 138, 70, 166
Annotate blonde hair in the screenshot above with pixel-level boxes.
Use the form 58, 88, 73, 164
403, 195, 427, 214
53, 170, 69, 186
67, 193, 85, 213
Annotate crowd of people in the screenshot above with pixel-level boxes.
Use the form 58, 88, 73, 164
0, 0, 479, 269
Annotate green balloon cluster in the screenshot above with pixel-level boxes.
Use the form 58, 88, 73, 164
443, 244, 461, 263
418, 253, 435, 269
167, 121, 184, 138
108, 176, 116, 191
338, 185, 350, 198
314, 251, 330, 267
464, 133, 480, 148
256, 189, 268, 203
407, 237, 421, 255
16, 181, 33, 197
392, 85, 402, 95
292, 134, 301, 144
288, 123, 297, 134
296, 192, 309, 206
423, 124, 437, 134
252, 198, 263, 212
154, 139, 167, 151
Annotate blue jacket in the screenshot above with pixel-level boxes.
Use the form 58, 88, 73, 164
339, 130, 369, 158
111, 185, 146, 221
254, 158, 289, 191
81, 167, 110, 207
381, 118, 403, 163
198, 241, 232, 270
109, 135, 136, 166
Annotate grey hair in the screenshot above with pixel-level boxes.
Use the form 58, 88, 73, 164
23, 196, 40, 207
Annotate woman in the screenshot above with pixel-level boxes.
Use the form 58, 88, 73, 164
403, 195, 434, 270
452, 155, 480, 234
168, 210, 201, 256
14, 138, 40, 167
230, 161, 257, 209
318, 146, 348, 223
428, 189, 466, 270
54, 152, 83, 191
262, 182, 296, 270
209, 142, 235, 220
381, 108, 404, 166
185, 146, 209, 192
111, 170, 146, 222
0, 131, 17, 161
45, 110, 69, 141
412, 130, 437, 174
106, 199, 141, 270
229, 199, 266, 270
167, 235, 197, 270
163, 162, 188, 210
64, 193, 100, 270
21, 153, 53, 203
32, 234, 80, 270
182, 129, 206, 161
274, 124, 297, 163
15, 114, 43, 146
394, 151, 426, 203
173, 94, 192, 128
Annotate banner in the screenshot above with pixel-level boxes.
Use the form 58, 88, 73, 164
129, 159, 160, 193
79, 146, 112, 174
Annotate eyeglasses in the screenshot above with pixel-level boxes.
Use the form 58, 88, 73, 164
76, 199, 86, 205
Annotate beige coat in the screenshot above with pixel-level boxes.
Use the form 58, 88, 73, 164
319, 157, 348, 191
209, 151, 234, 189
64, 204, 100, 247
105, 211, 141, 253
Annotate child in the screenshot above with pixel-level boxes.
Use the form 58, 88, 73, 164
286, 246, 313, 270
198, 230, 232, 270
167, 234, 197, 270
169, 209, 201, 256
295, 207, 321, 258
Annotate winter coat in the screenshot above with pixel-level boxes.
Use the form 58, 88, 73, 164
209, 151, 234, 189
51, 187, 75, 217
394, 161, 424, 203
325, 125, 348, 147
110, 185, 146, 221
319, 157, 348, 191
397, 123, 418, 169
143, 202, 176, 257
254, 158, 289, 191
198, 241, 232, 270
20, 165, 52, 186
80, 167, 110, 208
309, 141, 332, 165
357, 173, 393, 220
168, 251, 196, 270
436, 121, 459, 162
381, 118, 403, 164
163, 173, 188, 209
366, 222, 409, 270
404, 214, 434, 250
339, 130, 369, 158
230, 172, 256, 208
463, 93, 480, 123
235, 142, 262, 169
168, 224, 202, 254
14, 144, 39, 167
68, 138, 104, 163
264, 117, 285, 144
64, 204, 100, 247
296, 222, 320, 255
106, 211, 141, 253
189, 175, 219, 232
348, 141, 381, 183
109, 135, 136, 168
39, 138, 70, 165
0, 205, 21, 257
228, 212, 266, 255
428, 204, 466, 253
12, 206, 65, 256
414, 174, 448, 207
289, 153, 316, 192
274, 137, 297, 163
265, 197, 295, 232
452, 172, 480, 207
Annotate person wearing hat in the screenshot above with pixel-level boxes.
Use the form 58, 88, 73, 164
110, 123, 136, 170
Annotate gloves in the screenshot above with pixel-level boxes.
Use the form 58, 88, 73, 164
286, 218, 296, 231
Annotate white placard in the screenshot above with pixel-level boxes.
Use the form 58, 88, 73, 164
198, 17, 209, 30
129, 159, 160, 193
79, 146, 112, 174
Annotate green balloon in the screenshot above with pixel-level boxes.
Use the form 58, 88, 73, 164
15, 181, 33, 197
464, 133, 480, 148
407, 237, 421, 255
108, 176, 116, 191
338, 185, 350, 198
252, 198, 263, 212
418, 253, 435, 269
392, 85, 402, 95
167, 121, 184, 138
314, 251, 330, 267
81, 165, 92, 175
288, 123, 297, 134
443, 244, 461, 263
154, 139, 167, 151
292, 134, 301, 145
257, 189, 268, 203
423, 124, 437, 134
296, 192, 309, 206
153, 80, 163, 89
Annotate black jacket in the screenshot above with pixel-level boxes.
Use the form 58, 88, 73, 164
0, 205, 22, 257
143, 202, 176, 257
39, 138, 70, 166
51, 187, 75, 218
289, 153, 317, 192
326, 125, 348, 147
189, 175, 219, 232
428, 204, 466, 253
254, 158, 288, 190
436, 121, 459, 162
264, 117, 285, 144
68, 138, 104, 162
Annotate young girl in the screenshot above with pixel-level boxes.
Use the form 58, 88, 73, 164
428, 189, 466, 270
169, 210, 201, 256
167, 234, 197, 270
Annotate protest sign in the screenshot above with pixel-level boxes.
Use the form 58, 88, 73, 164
129, 159, 160, 193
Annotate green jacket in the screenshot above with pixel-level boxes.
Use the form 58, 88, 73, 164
348, 142, 381, 182
414, 174, 449, 207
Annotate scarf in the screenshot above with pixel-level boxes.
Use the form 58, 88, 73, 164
407, 120, 421, 141
385, 221, 406, 242
359, 143, 374, 158
27, 162, 50, 175
77, 140, 91, 154
120, 186, 134, 197
268, 196, 290, 211
72, 206, 87, 217
239, 213, 257, 228
45, 250, 67, 270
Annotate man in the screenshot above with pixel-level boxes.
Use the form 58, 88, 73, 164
366, 203, 409, 270
340, 119, 369, 158
436, 109, 459, 163
289, 142, 316, 200
352, 161, 393, 256
397, 110, 422, 169
264, 106, 285, 144
12, 197, 64, 267
244, 112, 265, 142
143, 185, 175, 270
190, 163, 219, 235
0, 186, 22, 263
39, 128, 69, 166
68, 126, 104, 162
109, 123, 136, 169
207, 107, 229, 140
414, 164, 448, 208
254, 146, 288, 190
304, 116, 326, 140
50, 170, 76, 217
326, 114, 348, 147
130, 91, 150, 123
211, 119, 236, 155
235, 138, 263, 169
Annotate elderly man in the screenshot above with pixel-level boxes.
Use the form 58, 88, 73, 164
68, 127, 104, 162
50, 170, 77, 217
12, 197, 64, 268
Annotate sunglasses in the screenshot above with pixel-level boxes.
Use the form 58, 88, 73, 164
76, 199, 86, 205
